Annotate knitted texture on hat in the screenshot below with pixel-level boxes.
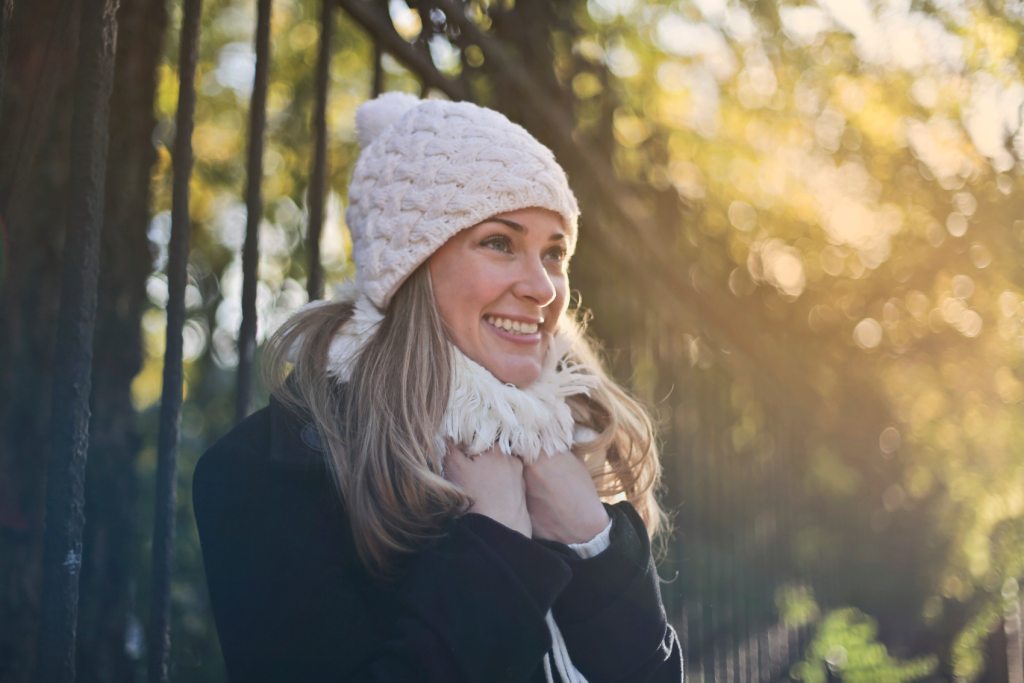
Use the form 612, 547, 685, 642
346, 92, 580, 309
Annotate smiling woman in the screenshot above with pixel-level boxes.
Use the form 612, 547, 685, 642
192, 92, 682, 682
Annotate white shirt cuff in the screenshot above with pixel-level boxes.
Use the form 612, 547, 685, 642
567, 516, 613, 558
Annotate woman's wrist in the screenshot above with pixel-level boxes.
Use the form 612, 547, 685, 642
469, 499, 532, 538
534, 506, 611, 545
568, 515, 613, 558
570, 508, 612, 544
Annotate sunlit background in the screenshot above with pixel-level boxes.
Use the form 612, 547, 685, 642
2, 0, 1024, 681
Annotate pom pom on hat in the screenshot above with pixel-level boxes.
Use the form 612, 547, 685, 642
355, 92, 421, 149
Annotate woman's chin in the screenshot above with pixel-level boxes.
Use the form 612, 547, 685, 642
489, 360, 543, 389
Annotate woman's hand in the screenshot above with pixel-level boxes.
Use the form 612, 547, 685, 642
523, 450, 610, 544
443, 443, 533, 538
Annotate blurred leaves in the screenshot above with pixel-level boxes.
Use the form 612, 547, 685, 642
791, 607, 937, 682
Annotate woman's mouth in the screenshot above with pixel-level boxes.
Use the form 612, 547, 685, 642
483, 315, 541, 336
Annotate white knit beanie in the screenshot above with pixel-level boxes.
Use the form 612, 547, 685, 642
345, 92, 581, 310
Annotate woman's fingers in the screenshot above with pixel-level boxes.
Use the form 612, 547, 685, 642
523, 450, 609, 544
444, 442, 611, 543
445, 443, 531, 537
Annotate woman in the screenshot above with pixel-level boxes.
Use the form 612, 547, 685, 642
193, 92, 683, 682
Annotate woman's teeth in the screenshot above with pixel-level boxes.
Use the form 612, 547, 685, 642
485, 316, 539, 335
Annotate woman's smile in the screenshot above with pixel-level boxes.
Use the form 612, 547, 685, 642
483, 314, 543, 339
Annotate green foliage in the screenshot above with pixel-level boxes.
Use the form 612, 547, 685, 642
951, 600, 1002, 682
791, 608, 937, 683
951, 576, 1022, 681
776, 583, 820, 628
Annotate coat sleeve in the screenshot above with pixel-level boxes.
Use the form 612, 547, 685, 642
192, 411, 573, 683
536, 501, 685, 682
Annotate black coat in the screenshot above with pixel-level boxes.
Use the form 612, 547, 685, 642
192, 395, 684, 682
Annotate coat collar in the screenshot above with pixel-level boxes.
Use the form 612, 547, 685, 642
268, 394, 328, 470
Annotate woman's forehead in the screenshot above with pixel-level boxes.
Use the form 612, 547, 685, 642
476, 207, 574, 239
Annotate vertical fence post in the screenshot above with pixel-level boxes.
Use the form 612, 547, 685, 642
776, 409, 792, 672
372, 39, 384, 97
1005, 578, 1024, 683
0, 0, 9, 319
734, 383, 751, 683
764, 400, 783, 682
754, 395, 770, 683
672, 366, 690, 680
708, 371, 726, 682
34, 0, 120, 681
305, 0, 331, 302
146, 0, 202, 679
0, 0, 9, 298
236, 0, 272, 422
696, 367, 712, 683
0, 0, 14, 127
708, 368, 722, 683
783, 408, 805, 666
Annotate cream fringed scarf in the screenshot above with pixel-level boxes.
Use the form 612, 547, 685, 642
322, 289, 600, 464
315, 287, 596, 683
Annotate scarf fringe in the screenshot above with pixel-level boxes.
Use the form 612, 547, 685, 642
315, 287, 598, 462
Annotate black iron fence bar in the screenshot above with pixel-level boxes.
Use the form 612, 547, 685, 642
0, 0, 14, 129
412, 3, 434, 97
732, 380, 750, 683
766, 406, 785, 679
699, 368, 714, 683
146, 0, 202, 679
34, 0, 120, 681
711, 375, 729, 683
236, 0, 272, 422
371, 38, 384, 97
755, 401, 774, 683
783, 412, 801, 665
1008, 586, 1024, 683
305, 0, 331, 302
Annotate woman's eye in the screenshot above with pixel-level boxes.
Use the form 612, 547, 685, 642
545, 247, 568, 262
482, 236, 513, 253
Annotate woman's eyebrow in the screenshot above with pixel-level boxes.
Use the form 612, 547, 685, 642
488, 217, 525, 232
486, 217, 565, 241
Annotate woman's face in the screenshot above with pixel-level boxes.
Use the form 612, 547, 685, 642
428, 207, 571, 388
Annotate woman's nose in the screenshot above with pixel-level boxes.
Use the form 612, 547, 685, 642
513, 256, 557, 307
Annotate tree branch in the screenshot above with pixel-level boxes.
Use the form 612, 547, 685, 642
336, 0, 469, 101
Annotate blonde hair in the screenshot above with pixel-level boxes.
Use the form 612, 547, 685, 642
263, 265, 668, 578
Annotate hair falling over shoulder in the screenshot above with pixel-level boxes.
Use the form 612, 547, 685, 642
563, 325, 671, 560
263, 266, 670, 578
262, 267, 470, 580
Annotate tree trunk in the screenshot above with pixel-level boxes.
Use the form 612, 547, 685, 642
34, 0, 122, 675
77, 0, 166, 680
0, 0, 82, 680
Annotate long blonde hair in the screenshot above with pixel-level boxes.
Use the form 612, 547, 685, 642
263, 265, 668, 578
